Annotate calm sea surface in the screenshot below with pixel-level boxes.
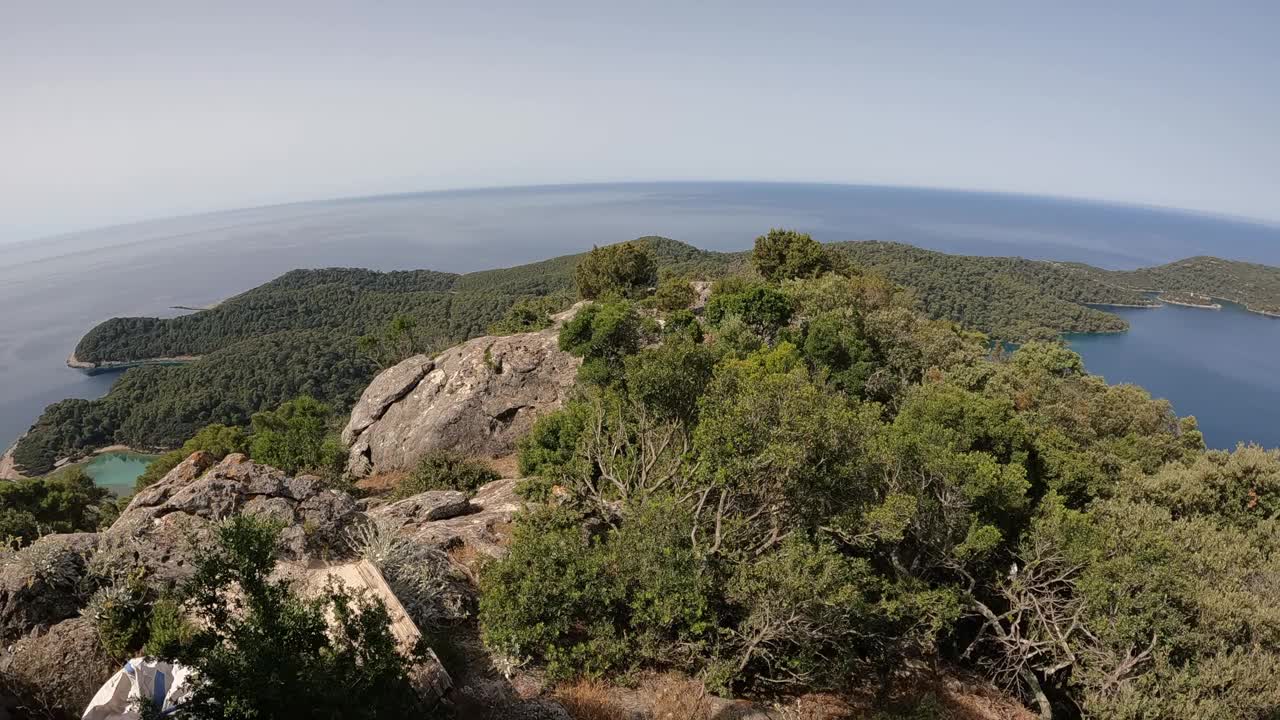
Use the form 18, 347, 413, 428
2, 182, 1278, 457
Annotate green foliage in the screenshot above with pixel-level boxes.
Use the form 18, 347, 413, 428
751, 228, 835, 282
1083, 254, 1280, 315
558, 300, 644, 385
573, 241, 658, 300
516, 401, 593, 500
662, 308, 704, 344
479, 501, 713, 680
358, 314, 426, 368
833, 240, 1154, 341
0, 467, 113, 546
142, 596, 195, 659
489, 295, 570, 334
704, 281, 794, 335
247, 395, 345, 476
168, 515, 435, 719
135, 423, 249, 492
398, 449, 500, 497
650, 276, 697, 311
624, 337, 717, 424
83, 570, 153, 659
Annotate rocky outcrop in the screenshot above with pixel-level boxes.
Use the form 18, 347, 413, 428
101, 452, 360, 585
370, 478, 522, 562
343, 323, 581, 478
0, 533, 98, 643
0, 617, 114, 718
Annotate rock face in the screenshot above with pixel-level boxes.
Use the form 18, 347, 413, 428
0, 618, 114, 718
343, 323, 581, 477
0, 533, 98, 643
101, 452, 360, 584
370, 478, 522, 562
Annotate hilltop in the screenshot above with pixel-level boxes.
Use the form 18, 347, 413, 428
12, 236, 1278, 475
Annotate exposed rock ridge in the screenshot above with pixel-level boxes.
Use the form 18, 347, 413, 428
343, 309, 582, 478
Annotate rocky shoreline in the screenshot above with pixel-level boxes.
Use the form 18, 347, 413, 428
0, 441, 23, 480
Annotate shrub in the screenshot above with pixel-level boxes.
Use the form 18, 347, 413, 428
574, 242, 658, 300
662, 308, 704, 344
559, 301, 643, 386
135, 423, 249, 492
704, 283, 793, 335
248, 395, 345, 475
651, 277, 697, 311
142, 596, 195, 659
479, 500, 713, 680
0, 467, 112, 547
83, 571, 152, 659
751, 229, 834, 282
490, 296, 569, 335
516, 401, 593, 500
168, 515, 437, 719
397, 449, 499, 497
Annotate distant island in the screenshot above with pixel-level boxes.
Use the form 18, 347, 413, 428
15, 237, 1280, 476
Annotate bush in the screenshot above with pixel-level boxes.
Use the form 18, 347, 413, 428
0, 467, 113, 546
490, 296, 569, 335
248, 395, 345, 476
135, 423, 248, 492
751, 229, 834, 282
704, 282, 793, 335
165, 515, 437, 719
559, 301, 644, 386
651, 277, 696, 311
662, 308, 704, 344
479, 500, 713, 680
83, 570, 152, 659
398, 449, 499, 497
574, 242, 658, 300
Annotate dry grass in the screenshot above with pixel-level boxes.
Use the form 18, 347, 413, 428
555, 680, 630, 720
484, 453, 522, 478
651, 676, 714, 720
354, 470, 408, 495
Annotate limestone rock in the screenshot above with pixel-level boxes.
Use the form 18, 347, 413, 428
100, 453, 360, 585
0, 533, 97, 643
371, 490, 472, 525
344, 324, 581, 477
371, 478, 522, 561
0, 617, 114, 718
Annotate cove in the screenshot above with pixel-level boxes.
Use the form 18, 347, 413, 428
1066, 300, 1280, 450
83, 451, 160, 496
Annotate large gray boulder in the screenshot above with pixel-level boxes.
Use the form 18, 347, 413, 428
343, 323, 581, 478
100, 453, 360, 585
369, 478, 522, 562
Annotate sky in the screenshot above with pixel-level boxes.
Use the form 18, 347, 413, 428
2, 1, 1278, 245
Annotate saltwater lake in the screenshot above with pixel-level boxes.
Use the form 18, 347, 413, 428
2, 182, 1278, 470
83, 451, 161, 496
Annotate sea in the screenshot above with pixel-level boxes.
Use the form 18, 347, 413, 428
2, 182, 1279, 465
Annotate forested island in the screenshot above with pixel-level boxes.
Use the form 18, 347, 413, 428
12, 237, 1279, 476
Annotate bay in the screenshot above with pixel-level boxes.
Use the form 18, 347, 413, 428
2, 181, 1278, 464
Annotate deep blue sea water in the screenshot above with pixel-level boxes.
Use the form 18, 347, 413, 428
2, 182, 1278, 456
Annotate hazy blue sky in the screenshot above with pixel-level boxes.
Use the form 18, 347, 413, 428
3, 1, 1277, 244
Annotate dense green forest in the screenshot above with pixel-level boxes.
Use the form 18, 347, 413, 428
15, 235, 1269, 475
1074, 255, 1280, 315
481, 232, 1280, 718
830, 242, 1156, 340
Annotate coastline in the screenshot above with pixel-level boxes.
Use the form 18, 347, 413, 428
67, 351, 201, 375
1088, 302, 1160, 308
1157, 295, 1222, 310
0, 440, 25, 481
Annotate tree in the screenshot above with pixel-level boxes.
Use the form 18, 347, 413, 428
704, 282, 793, 335
558, 300, 644, 385
0, 467, 113, 546
574, 242, 658, 300
651, 277, 697, 311
247, 395, 345, 475
751, 229, 834, 282
165, 515, 438, 719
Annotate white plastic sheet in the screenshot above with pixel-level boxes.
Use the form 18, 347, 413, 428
81, 658, 193, 720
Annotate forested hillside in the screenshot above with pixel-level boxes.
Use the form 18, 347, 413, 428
1074, 255, 1280, 315
15, 235, 1266, 475
832, 242, 1157, 340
